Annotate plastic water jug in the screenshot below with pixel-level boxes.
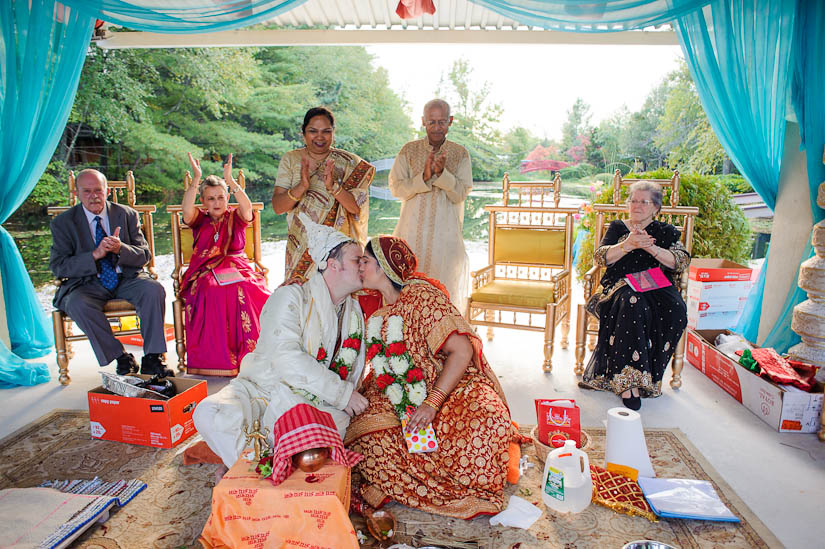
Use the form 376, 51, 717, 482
541, 439, 592, 513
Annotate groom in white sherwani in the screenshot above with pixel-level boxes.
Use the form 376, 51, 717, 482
193, 214, 368, 470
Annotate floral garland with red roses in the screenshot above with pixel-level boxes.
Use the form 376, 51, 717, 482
315, 310, 363, 380
365, 314, 427, 418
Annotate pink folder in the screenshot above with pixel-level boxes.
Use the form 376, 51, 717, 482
212, 266, 244, 286
625, 267, 672, 292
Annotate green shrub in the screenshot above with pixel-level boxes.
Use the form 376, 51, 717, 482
593, 172, 614, 185
559, 163, 598, 180
575, 169, 752, 281
714, 174, 753, 194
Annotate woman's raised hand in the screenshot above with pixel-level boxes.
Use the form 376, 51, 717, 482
223, 153, 235, 186
626, 227, 655, 249
323, 158, 335, 191
300, 156, 311, 189
186, 152, 202, 188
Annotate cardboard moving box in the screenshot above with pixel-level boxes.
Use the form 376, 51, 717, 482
88, 376, 207, 448
685, 329, 823, 433
687, 310, 743, 331
687, 280, 753, 302
688, 258, 752, 282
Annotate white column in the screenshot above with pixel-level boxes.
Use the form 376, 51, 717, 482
758, 122, 812, 343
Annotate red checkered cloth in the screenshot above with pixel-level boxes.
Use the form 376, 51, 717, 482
266, 404, 362, 486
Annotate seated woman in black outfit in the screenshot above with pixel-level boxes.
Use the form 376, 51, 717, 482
580, 181, 690, 410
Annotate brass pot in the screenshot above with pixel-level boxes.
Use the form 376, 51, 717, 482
365, 508, 396, 542
292, 447, 329, 472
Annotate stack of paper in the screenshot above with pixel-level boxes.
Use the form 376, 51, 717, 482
637, 477, 739, 522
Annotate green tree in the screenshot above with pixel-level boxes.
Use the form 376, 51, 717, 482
655, 61, 727, 174
436, 58, 506, 181
561, 98, 593, 160
502, 126, 537, 171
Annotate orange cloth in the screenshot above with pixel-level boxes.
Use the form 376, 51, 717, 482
506, 421, 522, 484
199, 456, 358, 549
183, 441, 223, 465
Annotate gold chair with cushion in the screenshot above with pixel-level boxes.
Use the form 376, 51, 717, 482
574, 170, 698, 388
47, 171, 157, 385
167, 170, 267, 373
466, 204, 577, 372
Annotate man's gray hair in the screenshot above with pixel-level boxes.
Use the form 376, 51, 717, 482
423, 98, 451, 117
628, 180, 663, 213
76, 168, 108, 187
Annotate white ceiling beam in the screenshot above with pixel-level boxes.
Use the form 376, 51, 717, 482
96, 28, 679, 49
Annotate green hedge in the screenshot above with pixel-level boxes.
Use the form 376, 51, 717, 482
575, 169, 752, 281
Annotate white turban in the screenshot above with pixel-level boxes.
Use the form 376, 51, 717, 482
298, 212, 353, 270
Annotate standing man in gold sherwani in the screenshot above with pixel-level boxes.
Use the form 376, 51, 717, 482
389, 99, 472, 312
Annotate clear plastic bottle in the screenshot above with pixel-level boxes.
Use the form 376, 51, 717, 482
541, 439, 592, 513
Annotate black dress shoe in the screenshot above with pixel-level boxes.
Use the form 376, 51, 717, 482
622, 395, 642, 411
140, 353, 175, 377
115, 352, 139, 375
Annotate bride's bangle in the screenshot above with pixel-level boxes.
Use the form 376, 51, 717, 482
286, 188, 301, 202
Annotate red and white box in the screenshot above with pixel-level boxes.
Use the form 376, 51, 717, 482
88, 376, 207, 448
687, 310, 743, 330
688, 258, 753, 282
687, 279, 753, 302
687, 296, 748, 314
685, 329, 823, 433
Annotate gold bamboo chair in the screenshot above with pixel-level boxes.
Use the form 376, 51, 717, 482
466, 193, 577, 372
574, 170, 698, 388
502, 171, 563, 208
167, 170, 267, 373
47, 171, 157, 385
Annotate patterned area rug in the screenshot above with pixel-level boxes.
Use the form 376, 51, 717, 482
0, 410, 780, 549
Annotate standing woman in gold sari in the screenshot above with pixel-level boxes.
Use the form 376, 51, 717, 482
272, 107, 375, 283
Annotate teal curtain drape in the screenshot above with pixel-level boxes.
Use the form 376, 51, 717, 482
59, 0, 308, 33
470, 0, 711, 31
0, 0, 94, 385
673, 0, 796, 348
767, 2, 825, 353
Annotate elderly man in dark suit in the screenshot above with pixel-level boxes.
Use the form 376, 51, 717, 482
49, 169, 172, 376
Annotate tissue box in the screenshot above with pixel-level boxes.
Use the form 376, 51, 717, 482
534, 399, 581, 448
401, 416, 438, 453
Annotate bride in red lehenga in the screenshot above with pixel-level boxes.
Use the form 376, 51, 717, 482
345, 235, 519, 519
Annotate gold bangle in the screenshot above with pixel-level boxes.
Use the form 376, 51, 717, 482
333, 185, 344, 196
619, 242, 628, 253
286, 188, 300, 202
421, 400, 440, 412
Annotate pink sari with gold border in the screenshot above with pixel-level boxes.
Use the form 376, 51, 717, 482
181, 208, 270, 376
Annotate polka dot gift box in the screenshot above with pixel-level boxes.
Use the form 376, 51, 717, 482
401, 415, 439, 453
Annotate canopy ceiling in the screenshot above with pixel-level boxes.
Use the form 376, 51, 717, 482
97, 0, 678, 49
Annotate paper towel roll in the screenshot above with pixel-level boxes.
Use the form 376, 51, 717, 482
604, 407, 655, 478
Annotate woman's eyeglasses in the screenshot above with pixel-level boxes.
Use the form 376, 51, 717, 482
627, 199, 654, 206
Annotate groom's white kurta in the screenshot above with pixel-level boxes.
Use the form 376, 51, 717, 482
193, 273, 366, 467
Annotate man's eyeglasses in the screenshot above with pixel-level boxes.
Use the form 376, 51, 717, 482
627, 199, 654, 206
424, 119, 450, 128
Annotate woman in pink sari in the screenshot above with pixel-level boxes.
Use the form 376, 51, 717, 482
180, 153, 271, 376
